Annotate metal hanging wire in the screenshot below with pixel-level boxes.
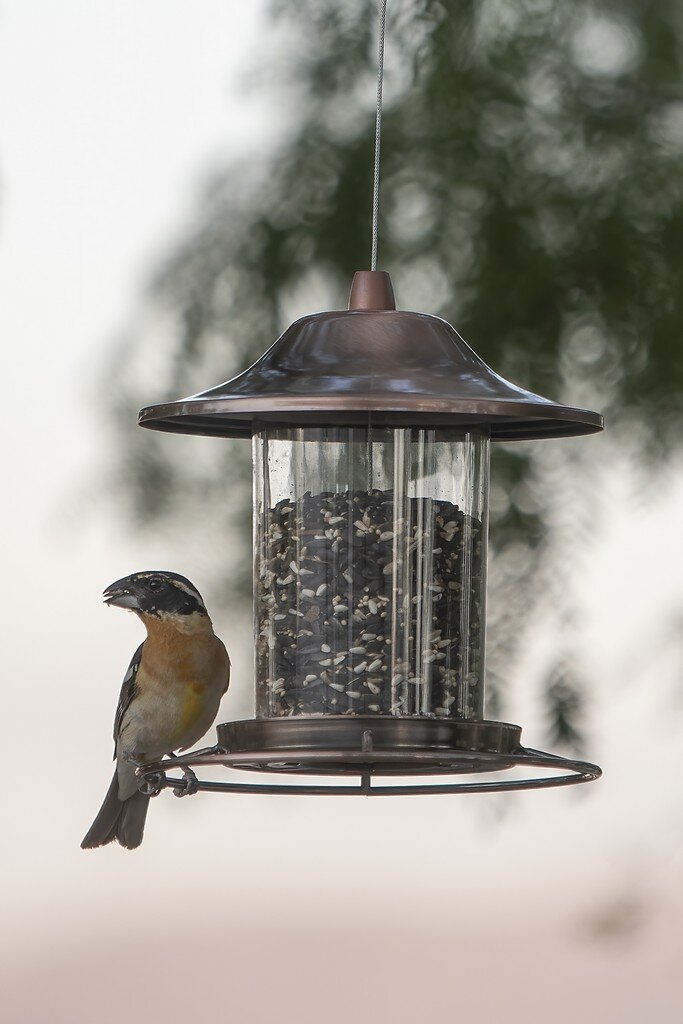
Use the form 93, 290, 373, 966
371, 0, 389, 271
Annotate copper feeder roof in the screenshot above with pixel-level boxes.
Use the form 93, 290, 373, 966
138, 271, 603, 440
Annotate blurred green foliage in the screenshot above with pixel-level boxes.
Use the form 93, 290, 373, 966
105, 0, 683, 748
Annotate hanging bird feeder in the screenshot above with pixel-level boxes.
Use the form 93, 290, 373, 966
135, 2, 603, 797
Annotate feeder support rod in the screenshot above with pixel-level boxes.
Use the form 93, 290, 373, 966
371, 0, 388, 271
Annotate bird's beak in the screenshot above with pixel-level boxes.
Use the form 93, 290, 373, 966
103, 584, 141, 610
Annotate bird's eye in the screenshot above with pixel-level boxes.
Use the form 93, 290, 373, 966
148, 577, 163, 590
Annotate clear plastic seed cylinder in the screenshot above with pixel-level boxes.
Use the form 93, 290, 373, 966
253, 425, 489, 720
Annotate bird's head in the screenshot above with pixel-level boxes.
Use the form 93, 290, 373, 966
103, 571, 208, 623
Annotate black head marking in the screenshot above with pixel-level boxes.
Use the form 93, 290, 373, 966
103, 571, 207, 617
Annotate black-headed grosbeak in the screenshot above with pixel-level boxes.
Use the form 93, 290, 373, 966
81, 571, 230, 850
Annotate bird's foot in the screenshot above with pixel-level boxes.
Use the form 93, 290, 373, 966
173, 766, 199, 798
138, 772, 164, 797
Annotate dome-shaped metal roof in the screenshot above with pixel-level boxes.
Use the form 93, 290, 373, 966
139, 271, 603, 441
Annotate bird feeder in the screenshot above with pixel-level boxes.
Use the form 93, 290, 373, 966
136, 269, 603, 795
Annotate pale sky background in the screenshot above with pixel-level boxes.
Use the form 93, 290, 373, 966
1, 3, 682, 1022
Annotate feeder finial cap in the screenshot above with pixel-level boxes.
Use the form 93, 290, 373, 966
348, 270, 396, 311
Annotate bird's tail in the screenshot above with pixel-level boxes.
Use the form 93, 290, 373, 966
81, 770, 150, 850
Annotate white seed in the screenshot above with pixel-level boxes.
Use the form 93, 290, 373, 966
367, 681, 381, 695
273, 613, 286, 621
289, 608, 304, 617
329, 682, 345, 692
289, 562, 299, 574
346, 691, 361, 698
301, 589, 315, 598
333, 605, 348, 613
379, 531, 394, 541
368, 600, 378, 615
391, 674, 403, 686
382, 563, 394, 576
443, 696, 456, 708
368, 704, 380, 712
448, 581, 461, 591
321, 643, 331, 653
436, 639, 451, 648
329, 516, 345, 525
367, 659, 382, 672
316, 584, 328, 597
349, 646, 366, 655
353, 661, 368, 674
343, 571, 353, 584
361, 632, 376, 641
333, 655, 345, 665
435, 707, 450, 717
277, 575, 295, 586
319, 658, 332, 667
304, 675, 317, 684
423, 653, 436, 664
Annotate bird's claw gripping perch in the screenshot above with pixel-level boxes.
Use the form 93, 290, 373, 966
134, 761, 199, 798
138, 771, 164, 797
173, 766, 199, 798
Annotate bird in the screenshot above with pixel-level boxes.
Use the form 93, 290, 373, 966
81, 570, 230, 850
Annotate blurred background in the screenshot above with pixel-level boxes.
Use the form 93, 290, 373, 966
2, 1, 682, 1020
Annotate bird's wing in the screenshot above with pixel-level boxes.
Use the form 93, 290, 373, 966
113, 642, 144, 759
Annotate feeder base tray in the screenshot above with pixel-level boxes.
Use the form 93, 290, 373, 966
137, 717, 601, 796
